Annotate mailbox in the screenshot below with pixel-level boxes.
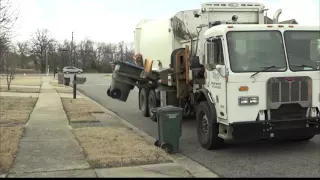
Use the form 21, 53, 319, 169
73, 77, 86, 84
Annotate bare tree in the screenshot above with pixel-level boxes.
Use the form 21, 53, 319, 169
78, 38, 95, 70
0, 0, 18, 44
1, 46, 17, 90
0, 0, 19, 71
30, 29, 54, 72
16, 41, 30, 68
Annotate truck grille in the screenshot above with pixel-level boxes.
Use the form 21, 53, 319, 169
267, 76, 312, 109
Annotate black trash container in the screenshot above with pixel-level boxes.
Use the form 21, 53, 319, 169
64, 77, 70, 86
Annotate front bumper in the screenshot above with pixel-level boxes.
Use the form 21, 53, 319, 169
231, 118, 320, 141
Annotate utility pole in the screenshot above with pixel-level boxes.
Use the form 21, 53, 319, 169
45, 48, 49, 76
71, 32, 74, 66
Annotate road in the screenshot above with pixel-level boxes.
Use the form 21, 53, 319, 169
76, 73, 320, 178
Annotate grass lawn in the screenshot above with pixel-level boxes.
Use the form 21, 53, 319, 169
0, 126, 24, 173
0, 96, 38, 124
73, 127, 172, 168
61, 98, 105, 123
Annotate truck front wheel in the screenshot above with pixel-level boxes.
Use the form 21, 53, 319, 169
196, 101, 224, 150
139, 88, 149, 117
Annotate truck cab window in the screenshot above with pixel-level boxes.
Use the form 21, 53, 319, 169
284, 31, 320, 71
227, 31, 287, 72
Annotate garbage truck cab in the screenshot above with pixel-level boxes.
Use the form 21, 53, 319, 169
195, 24, 320, 149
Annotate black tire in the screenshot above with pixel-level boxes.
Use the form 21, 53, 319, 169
139, 88, 149, 117
160, 142, 173, 154
148, 90, 159, 119
196, 101, 224, 150
138, 89, 142, 110
154, 140, 160, 147
107, 88, 111, 96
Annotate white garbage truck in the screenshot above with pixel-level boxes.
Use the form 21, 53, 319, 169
107, 2, 320, 149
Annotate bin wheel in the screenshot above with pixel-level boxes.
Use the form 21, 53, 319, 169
154, 140, 160, 147
160, 142, 173, 154
139, 88, 149, 117
110, 89, 121, 99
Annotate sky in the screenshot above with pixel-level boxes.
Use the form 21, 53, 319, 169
10, 0, 320, 44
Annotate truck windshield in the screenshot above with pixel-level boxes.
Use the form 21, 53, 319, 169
227, 31, 287, 72
284, 31, 320, 71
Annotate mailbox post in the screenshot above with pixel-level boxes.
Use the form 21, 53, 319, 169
72, 74, 87, 99
73, 74, 77, 99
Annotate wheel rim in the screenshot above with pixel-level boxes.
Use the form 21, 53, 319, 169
199, 112, 209, 142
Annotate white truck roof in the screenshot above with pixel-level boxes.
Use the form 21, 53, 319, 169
204, 24, 320, 38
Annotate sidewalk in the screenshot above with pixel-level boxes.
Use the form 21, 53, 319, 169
9, 77, 90, 174
5, 77, 196, 178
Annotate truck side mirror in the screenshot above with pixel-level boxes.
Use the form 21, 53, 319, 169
205, 63, 216, 71
205, 40, 217, 71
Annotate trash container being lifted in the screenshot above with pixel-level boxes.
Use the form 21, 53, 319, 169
153, 106, 183, 154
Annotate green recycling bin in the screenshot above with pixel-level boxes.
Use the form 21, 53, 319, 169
154, 106, 183, 154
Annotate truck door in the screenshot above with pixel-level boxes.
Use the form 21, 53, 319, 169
205, 37, 228, 119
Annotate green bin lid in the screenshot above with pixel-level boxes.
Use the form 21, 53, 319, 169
155, 105, 183, 113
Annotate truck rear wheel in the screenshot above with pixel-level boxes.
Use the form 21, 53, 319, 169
196, 101, 224, 150
139, 88, 149, 117
148, 90, 159, 119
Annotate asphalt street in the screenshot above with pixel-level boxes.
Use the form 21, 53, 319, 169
75, 73, 320, 178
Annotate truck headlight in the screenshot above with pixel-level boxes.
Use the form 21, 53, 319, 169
239, 96, 259, 105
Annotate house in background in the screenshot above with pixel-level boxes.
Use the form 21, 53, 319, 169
264, 16, 298, 24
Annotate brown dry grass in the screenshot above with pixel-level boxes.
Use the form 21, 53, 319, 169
73, 127, 172, 168
0, 76, 42, 86
55, 87, 74, 94
61, 98, 105, 122
15, 68, 41, 74
0, 96, 38, 124
11, 77, 42, 86
0, 87, 40, 93
50, 81, 65, 88
0, 126, 24, 173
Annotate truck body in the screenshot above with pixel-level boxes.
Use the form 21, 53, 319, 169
108, 2, 320, 150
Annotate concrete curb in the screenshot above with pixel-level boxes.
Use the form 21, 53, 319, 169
75, 88, 219, 178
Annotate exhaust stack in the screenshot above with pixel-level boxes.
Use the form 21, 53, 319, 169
273, 9, 282, 24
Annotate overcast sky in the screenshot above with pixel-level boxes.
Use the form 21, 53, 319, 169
11, 0, 320, 44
